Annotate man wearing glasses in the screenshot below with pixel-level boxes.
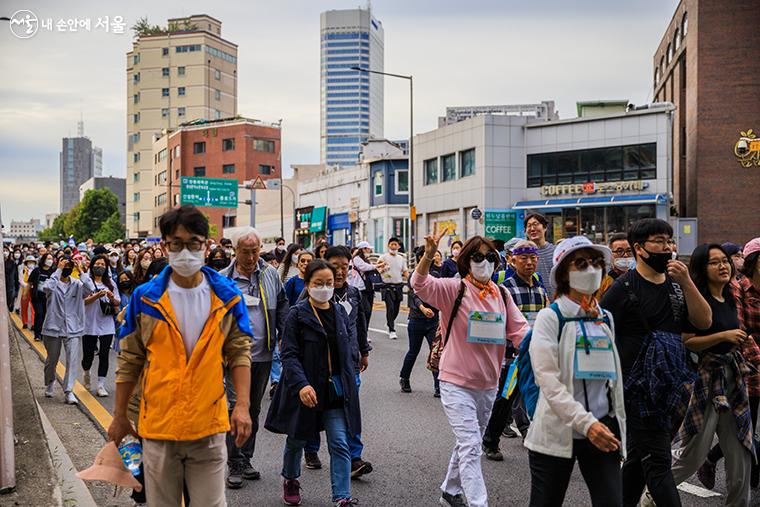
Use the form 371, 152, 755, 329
597, 232, 635, 299
600, 218, 712, 507
219, 226, 289, 490
524, 213, 555, 300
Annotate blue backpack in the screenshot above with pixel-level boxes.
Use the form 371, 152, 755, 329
504, 302, 611, 420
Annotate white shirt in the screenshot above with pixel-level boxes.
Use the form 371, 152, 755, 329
379, 252, 407, 284
167, 275, 211, 360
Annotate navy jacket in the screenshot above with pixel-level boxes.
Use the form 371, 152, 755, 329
441, 258, 458, 278
265, 299, 361, 441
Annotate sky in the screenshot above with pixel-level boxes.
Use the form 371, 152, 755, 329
0, 0, 680, 226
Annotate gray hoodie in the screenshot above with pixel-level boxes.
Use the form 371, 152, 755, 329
41, 269, 89, 338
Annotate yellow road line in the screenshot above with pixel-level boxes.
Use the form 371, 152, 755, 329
10, 313, 113, 430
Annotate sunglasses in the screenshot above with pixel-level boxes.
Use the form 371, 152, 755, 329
572, 257, 606, 270
471, 252, 500, 264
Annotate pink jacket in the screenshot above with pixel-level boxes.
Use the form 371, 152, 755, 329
411, 271, 529, 390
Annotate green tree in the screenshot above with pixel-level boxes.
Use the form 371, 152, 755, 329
72, 189, 118, 240
38, 213, 68, 242
63, 204, 81, 238
132, 16, 197, 39
94, 212, 126, 243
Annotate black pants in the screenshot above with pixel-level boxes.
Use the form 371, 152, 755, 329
32, 294, 47, 339
529, 438, 622, 507
707, 395, 759, 464
225, 361, 272, 467
382, 284, 403, 332
483, 358, 529, 450
81, 334, 113, 378
400, 318, 439, 388
622, 416, 682, 507
360, 289, 374, 328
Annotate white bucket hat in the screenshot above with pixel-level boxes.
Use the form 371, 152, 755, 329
357, 241, 371, 250
549, 236, 612, 289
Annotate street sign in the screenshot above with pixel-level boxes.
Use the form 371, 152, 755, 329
470, 208, 482, 220
251, 176, 268, 190
484, 210, 516, 241
267, 178, 282, 190
180, 177, 238, 208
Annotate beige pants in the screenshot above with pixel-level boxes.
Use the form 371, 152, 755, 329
143, 433, 227, 507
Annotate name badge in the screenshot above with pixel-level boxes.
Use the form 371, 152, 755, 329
574, 324, 616, 380
467, 311, 506, 345
523, 311, 539, 329
243, 294, 260, 307
339, 300, 353, 316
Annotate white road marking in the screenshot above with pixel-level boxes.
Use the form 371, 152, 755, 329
677, 482, 722, 498
369, 327, 389, 334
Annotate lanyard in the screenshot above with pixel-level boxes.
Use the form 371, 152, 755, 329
310, 302, 333, 376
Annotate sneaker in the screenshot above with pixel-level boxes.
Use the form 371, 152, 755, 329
243, 464, 261, 480
696, 460, 716, 490
44, 382, 55, 398
34, 335, 42, 342
283, 478, 302, 506
270, 382, 278, 399
97, 385, 109, 397
335, 499, 358, 507
482, 445, 503, 461
351, 458, 373, 479
502, 426, 518, 439
65, 392, 78, 405
434, 387, 441, 398
399, 378, 412, 393
389, 331, 397, 340
226, 464, 245, 489
439, 491, 468, 507
83, 371, 91, 390
304, 451, 322, 470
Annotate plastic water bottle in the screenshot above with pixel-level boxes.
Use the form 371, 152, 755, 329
118, 435, 143, 476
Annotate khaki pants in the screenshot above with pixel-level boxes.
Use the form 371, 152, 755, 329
143, 433, 227, 507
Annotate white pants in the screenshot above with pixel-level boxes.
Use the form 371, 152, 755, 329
440, 381, 497, 507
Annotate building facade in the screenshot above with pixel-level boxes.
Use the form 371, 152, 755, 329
653, 0, 760, 244
8, 219, 41, 239
364, 140, 410, 252
127, 14, 238, 237
320, 8, 384, 167
60, 136, 94, 213
80, 176, 127, 226
152, 117, 281, 239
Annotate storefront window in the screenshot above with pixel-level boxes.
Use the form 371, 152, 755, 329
547, 205, 657, 244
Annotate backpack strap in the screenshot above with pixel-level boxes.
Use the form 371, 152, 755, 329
442, 281, 466, 348
549, 302, 566, 341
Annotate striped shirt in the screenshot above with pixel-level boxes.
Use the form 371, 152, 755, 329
536, 242, 555, 301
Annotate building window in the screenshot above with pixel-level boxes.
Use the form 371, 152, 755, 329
173, 145, 181, 159
395, 169, 409, 194
133, 212, 140, 222
133, 72, 140, 83
133, 132, 141, 143
253, 139, 275, 152
133, 192, 140, 202
215, 69, 221, 80
173, 194, 179, 205
194, 166, 206, 177
682, 13, 688, 36
222, 138, 235, 151
659, 56, 665, 76
424, 158, 438, 185
133, 152, 140, 163
133, 172, 140, 182
178, 87, 186, 96
162, 88, 169, 97
654, 67, 660, 86
162, 67, 169, 77
223, 214, 237, 228
162, 47, 169, 57
223, 164, 235, 174
214, 110, 222, 120
177, 107, 186, 117
667, 43, 673, 65
214, 89, 221, 100
133, 93, 140, 104
161, 108, 169, 118
374, 171, 383, 196
193, 142, 206, 154
133, 54, 140, 65
441, 153, 456, 182
259, 164, 273, 175
674, 28, 680, 50
459, 148, 475, 177
178, 66, 186, 76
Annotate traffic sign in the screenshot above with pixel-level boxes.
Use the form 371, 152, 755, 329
470, 208, 482, 220
180, 177, 238, 208
267, 178, 282, 190
251, 176, 268, 190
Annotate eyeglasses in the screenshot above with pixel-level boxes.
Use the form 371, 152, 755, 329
707, 259, 731, 268
645, 238, 677, 248
572, 257, 606, 270
611, 248, 633, 256
471, 252, 500, 264
165, 239, 205, 253
525, 223, 543, 230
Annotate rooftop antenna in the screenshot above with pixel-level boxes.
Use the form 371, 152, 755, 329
77, 109, 84, 137
367, 0, 371, 13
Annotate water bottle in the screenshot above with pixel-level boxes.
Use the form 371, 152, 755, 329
118, 435, 143, 476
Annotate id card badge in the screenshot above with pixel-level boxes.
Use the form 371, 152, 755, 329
339, 300, 353, 316
467, 311, 506, 345
523, 311, 539, 329
574, 322, 616, 380
243, 294, 261, 307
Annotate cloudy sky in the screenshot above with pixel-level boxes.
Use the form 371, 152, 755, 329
0, 0, 679, 226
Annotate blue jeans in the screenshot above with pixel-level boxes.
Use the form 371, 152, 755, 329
400, 318, 440, 390
270, 342, 282, 384
282, 409, 352, 502
305, 373, 363, 459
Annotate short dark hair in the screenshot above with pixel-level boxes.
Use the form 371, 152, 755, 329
388, 237, 401, 246
743, 251, 760, 279
275, 237, 286, 244
324, 246, 351, 262
608, 233, 629, 247
304, 259, 335, 285
627, 218, 673, 259
456, 236, 498, 278
524, 212, 548, 229
451, 240, 463, 250
260, 251, 276, 262
145, 257, 169, 280
220, 238, 232, 246
159, 205, 209, 240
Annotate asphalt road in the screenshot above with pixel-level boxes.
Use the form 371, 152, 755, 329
17, 306, 751, 506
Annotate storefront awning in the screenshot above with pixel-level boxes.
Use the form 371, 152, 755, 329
513, 193, 668, 210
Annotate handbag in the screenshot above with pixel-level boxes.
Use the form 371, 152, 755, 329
426, 281, 466, 373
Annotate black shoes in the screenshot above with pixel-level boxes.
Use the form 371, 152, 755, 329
399, 378, 412, 393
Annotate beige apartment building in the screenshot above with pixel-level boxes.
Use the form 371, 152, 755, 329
126, 14, 238, 237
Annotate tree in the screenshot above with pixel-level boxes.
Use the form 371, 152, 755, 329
72, 189, 118, 240
38, 214, 67, 242
132, 16, 197, 39
94, 212, 126, 243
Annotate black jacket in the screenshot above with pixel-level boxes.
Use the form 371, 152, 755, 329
4, 259, 18, 300
265, 299, 361, 441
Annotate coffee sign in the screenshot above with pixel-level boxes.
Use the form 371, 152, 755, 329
540, 180, 649, 197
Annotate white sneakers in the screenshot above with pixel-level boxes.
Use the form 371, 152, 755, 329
65, 392, 78, 405
389, 331, 398, 340
44, 382, 55, 398
96, 385, 109, 397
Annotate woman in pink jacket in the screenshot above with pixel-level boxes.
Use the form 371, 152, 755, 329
412, 231, 529, 507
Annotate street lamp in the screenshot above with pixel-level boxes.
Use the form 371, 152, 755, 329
350, 66, 415, 254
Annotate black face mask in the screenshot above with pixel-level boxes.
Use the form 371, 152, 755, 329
91, 266, 106, 277
639, 248, 672, 274
118, 280, 134, 292
61, 268, 73, 278
212, 259, 230, 270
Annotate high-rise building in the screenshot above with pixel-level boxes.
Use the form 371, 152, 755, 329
92, 146, 103, 177
320, 8, 384, 167
60, 136, 94, 213
126, 14, 238, 237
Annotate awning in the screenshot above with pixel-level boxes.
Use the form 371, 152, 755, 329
309, 206, 328, 232
513, 193, 668, 210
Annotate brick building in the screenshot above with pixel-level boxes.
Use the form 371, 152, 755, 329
152, 117, 281, 238
653, 0, 760, 244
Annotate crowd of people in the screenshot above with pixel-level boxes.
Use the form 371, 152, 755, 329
4, 204, 760, 507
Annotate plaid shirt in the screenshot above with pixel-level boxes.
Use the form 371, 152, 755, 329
733, 278, 760, 397
502, 273, 549, 315
674, 350, 755, 457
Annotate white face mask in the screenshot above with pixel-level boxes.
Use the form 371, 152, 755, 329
613, 257, 635, 271
309, 286, 334, 304
291, 254, 299, 264
109, 256, 119, 266
276, 245, 285, 252
389, 248, 398, 255
168, 248, 205, 277
470, 259, 495, 283
45, 258, 54, 268
140, 259, 152, 270
568, 267, 603, 295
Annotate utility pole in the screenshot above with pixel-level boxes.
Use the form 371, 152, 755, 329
0, 205, 16, 493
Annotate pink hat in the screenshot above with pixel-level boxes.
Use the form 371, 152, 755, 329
744, 238, 760, 258
76, 442, 142, 491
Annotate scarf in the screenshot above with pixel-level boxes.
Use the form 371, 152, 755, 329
567, 294, 600, 318
466, 274, 497, 300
